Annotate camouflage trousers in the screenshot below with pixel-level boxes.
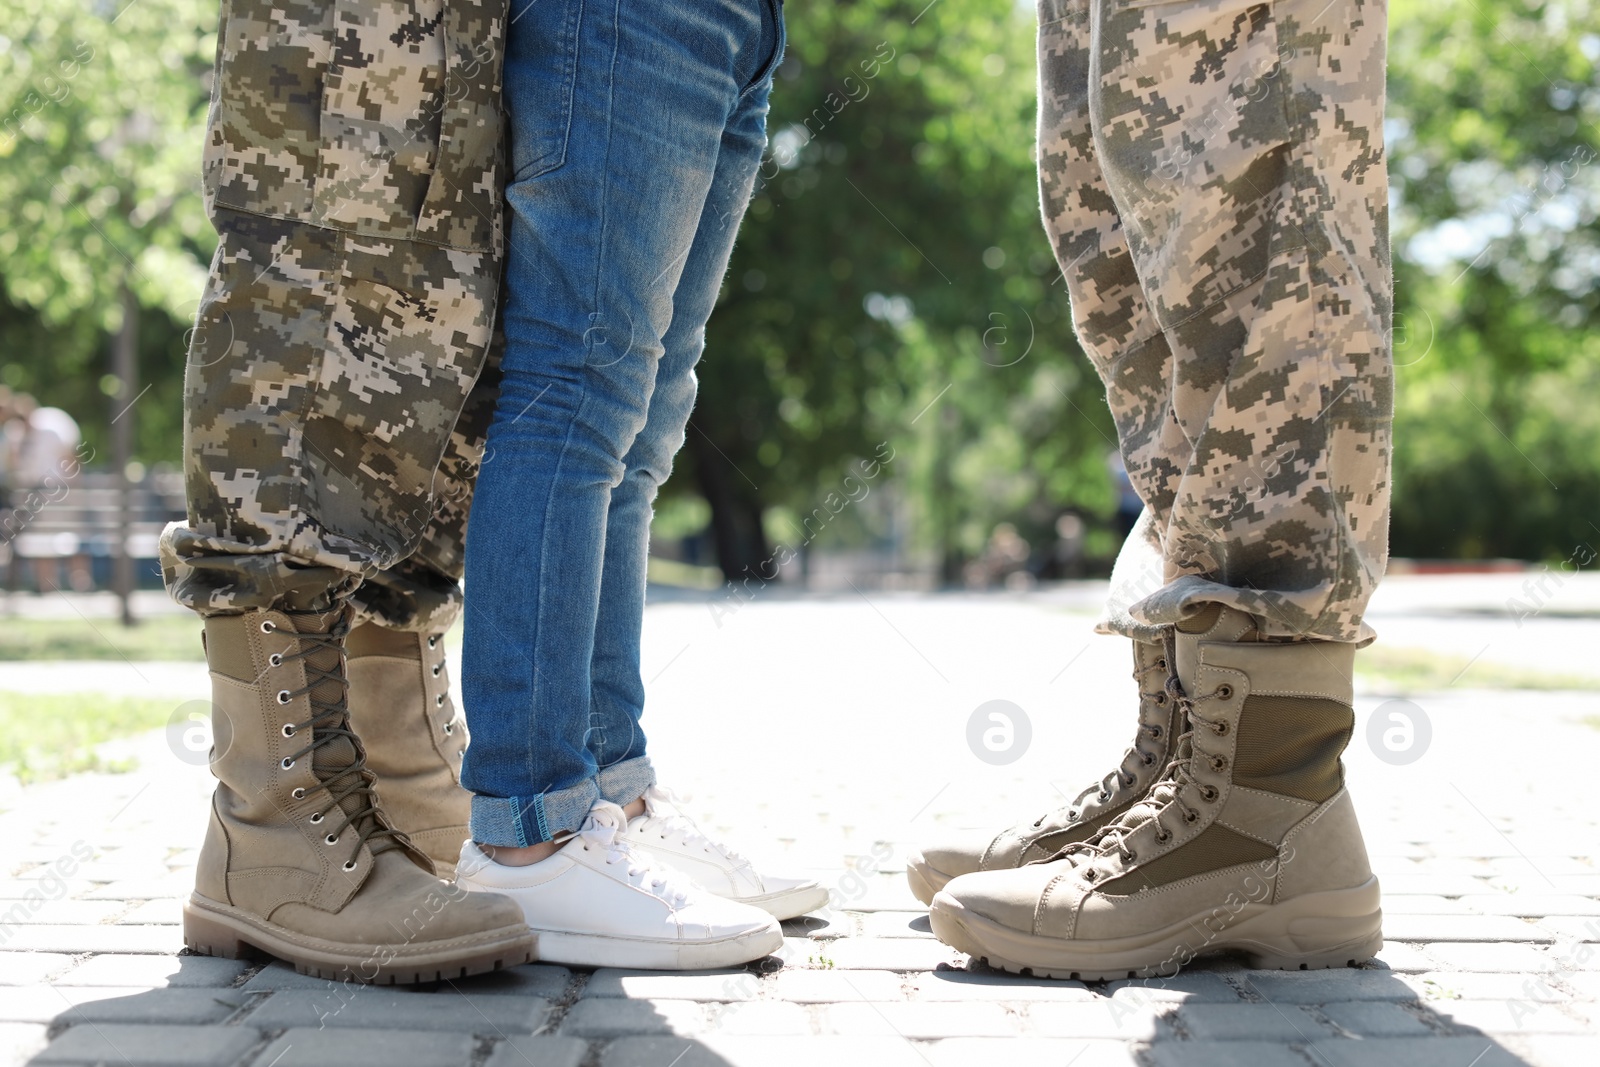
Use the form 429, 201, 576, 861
1038, 0, 1393, 644
158, 0, 510, 633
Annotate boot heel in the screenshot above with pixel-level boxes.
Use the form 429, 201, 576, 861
183, 904, 253, 960
1243, 928, 1383, 971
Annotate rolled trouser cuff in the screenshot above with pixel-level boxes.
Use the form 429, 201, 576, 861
468, 756, 657, 846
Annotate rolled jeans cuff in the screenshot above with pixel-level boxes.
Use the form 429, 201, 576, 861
469, 756, 656, 846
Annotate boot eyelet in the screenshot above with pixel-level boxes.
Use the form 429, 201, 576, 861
325, 834, 339, 846
281, 724, 296, 737
280, 757, 295, 770
1155, 830, 1171, 843
1156, 658, 1167, 670
276, 691, 292, 705
1184, 811, 1199, 823
1154, 692, 1168, 707
1122, 773, 1136, 787
1068, 810, 1079, 821
291, 788, 306, 800
436, 694, 445, 707
309, 812, 323, 824
342, 860, 358, 872
427, 635, 439, 649
1142, 754, 1156, 766
260, 620, 276, 633
443, 723, 454, 735
1150, 726, 1162, 739
268, 653, 282, 667
1201, 786, 1219, 801
1215, 684, 1233, 699
1121, 851, 1136, 864
1083, 869, 1098, 882
1213, 722, 1229, 736
1211, 756, 1227, 772
431, 664, 443, 677
1098, 791, 1111, 802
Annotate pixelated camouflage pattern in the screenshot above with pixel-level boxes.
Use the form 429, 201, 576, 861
162, 0, 508, 631
1038, 0, 1392, 644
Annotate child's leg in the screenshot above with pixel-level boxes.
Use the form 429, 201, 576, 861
586, 71, 780, 799
460, 0, 783, 849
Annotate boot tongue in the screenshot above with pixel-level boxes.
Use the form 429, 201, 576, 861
285, 610, 366, 819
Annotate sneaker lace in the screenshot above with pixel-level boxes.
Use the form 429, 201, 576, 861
1030, 652, 1171, 830
580, 804, 694, 907
1051, 631, 1227, 877
272, 612, 404, 869
636, 785, 747, 864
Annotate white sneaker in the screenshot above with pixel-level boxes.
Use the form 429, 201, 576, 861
622, 785, 830, 921
456, 802, 782, 970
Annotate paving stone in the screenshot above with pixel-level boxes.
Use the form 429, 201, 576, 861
0, 923, 182, 953
1464, 895, 1600, 917
782, 912, 853, 940
0, 952, 74, 985
446, 963, 573, 999
1319, 999, 1435, 1037
1401, 971, 1572, 1003
1304, 1036, 1542, 1067
1376, 875, 1498, 896
1144, 1040, 1312, 1067
80, 875, 196, 900
1430, 998, 1590, 1035
1234, 969, 1422, 1004
1423, 942, 1556, 972
1384, 914, 1554, 942
1176, 1002, 1333, 1041
855, 912, 938, 939
707, 1000, 813, 1035
909, 969, 1095, 1002
797, 937, 963, 971
0, 899, 123, 924
480, 1036, 590, 1067
924, 1038, 1140, 1067
585, 968, 761, 1001
1500, 1034, 1600, 1067
1369, 941, 1438, 972
242, 988, 549, 1033
115, 899, 184, 925
559, 997, 708, 1037
238, 961, 360, 993
55, 954, 249, 988
0, 1024, 48, 1067
599, 1035, 933, 1067
248, 1028, 474, 1067
0, 986, 242, 1025
1021, 1001, 1162, 1040
1105, 972, 1244, 1004
1538, 916, 1600, 945
1563, 971, 1600, 999
31, 1024, 262, 1066
819, 1001, 1019, 1038
766, 968, 906, 1002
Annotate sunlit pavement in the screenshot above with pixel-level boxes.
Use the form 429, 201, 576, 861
2, 578, 1597, 1066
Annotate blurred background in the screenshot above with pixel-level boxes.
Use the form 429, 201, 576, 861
2, 0, 1598, 606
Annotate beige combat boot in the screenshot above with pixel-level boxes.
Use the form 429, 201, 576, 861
929, 604, 1382, 979
184, 606, 536, 983
906, 640, 1178, 904
346, 623, 469, 876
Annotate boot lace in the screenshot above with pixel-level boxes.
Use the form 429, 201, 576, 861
1029, 652, 1172, 830
1052, 631, 1229, 878
272, 613, 405, 870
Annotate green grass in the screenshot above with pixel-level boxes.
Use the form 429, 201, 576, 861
0, 691, 177, 784
1356, 646, 1600, 692
0, 615, 204, 661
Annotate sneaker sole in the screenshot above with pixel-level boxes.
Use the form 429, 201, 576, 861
905, 851, 955, 907
741, 883, 830, 921
928, 876, 1382, 981
183, 894, 536, 985
529, 923, 784, 970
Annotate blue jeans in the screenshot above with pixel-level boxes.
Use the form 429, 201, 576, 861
460, 0, 784, 846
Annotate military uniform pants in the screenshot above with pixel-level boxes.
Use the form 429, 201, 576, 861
159, 0, 510, 633
1039, 0, 1393, 644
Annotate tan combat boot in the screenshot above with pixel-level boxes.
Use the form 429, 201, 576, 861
184, 606, 535, 983
906, 640, 1178, 905
929, 604, 1382, 979
346, 623, 469, 876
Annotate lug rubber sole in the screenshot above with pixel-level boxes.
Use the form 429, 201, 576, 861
529, 922, 784, 970
905, 851, 955, 907
183, 894, 536, 985
929, 876, 1383, 981
742, 883, 831, 921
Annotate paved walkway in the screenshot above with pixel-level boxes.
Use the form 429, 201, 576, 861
3, 581, 1599, 1066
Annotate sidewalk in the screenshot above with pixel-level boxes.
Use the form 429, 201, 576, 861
2, 584, 1598, 1066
